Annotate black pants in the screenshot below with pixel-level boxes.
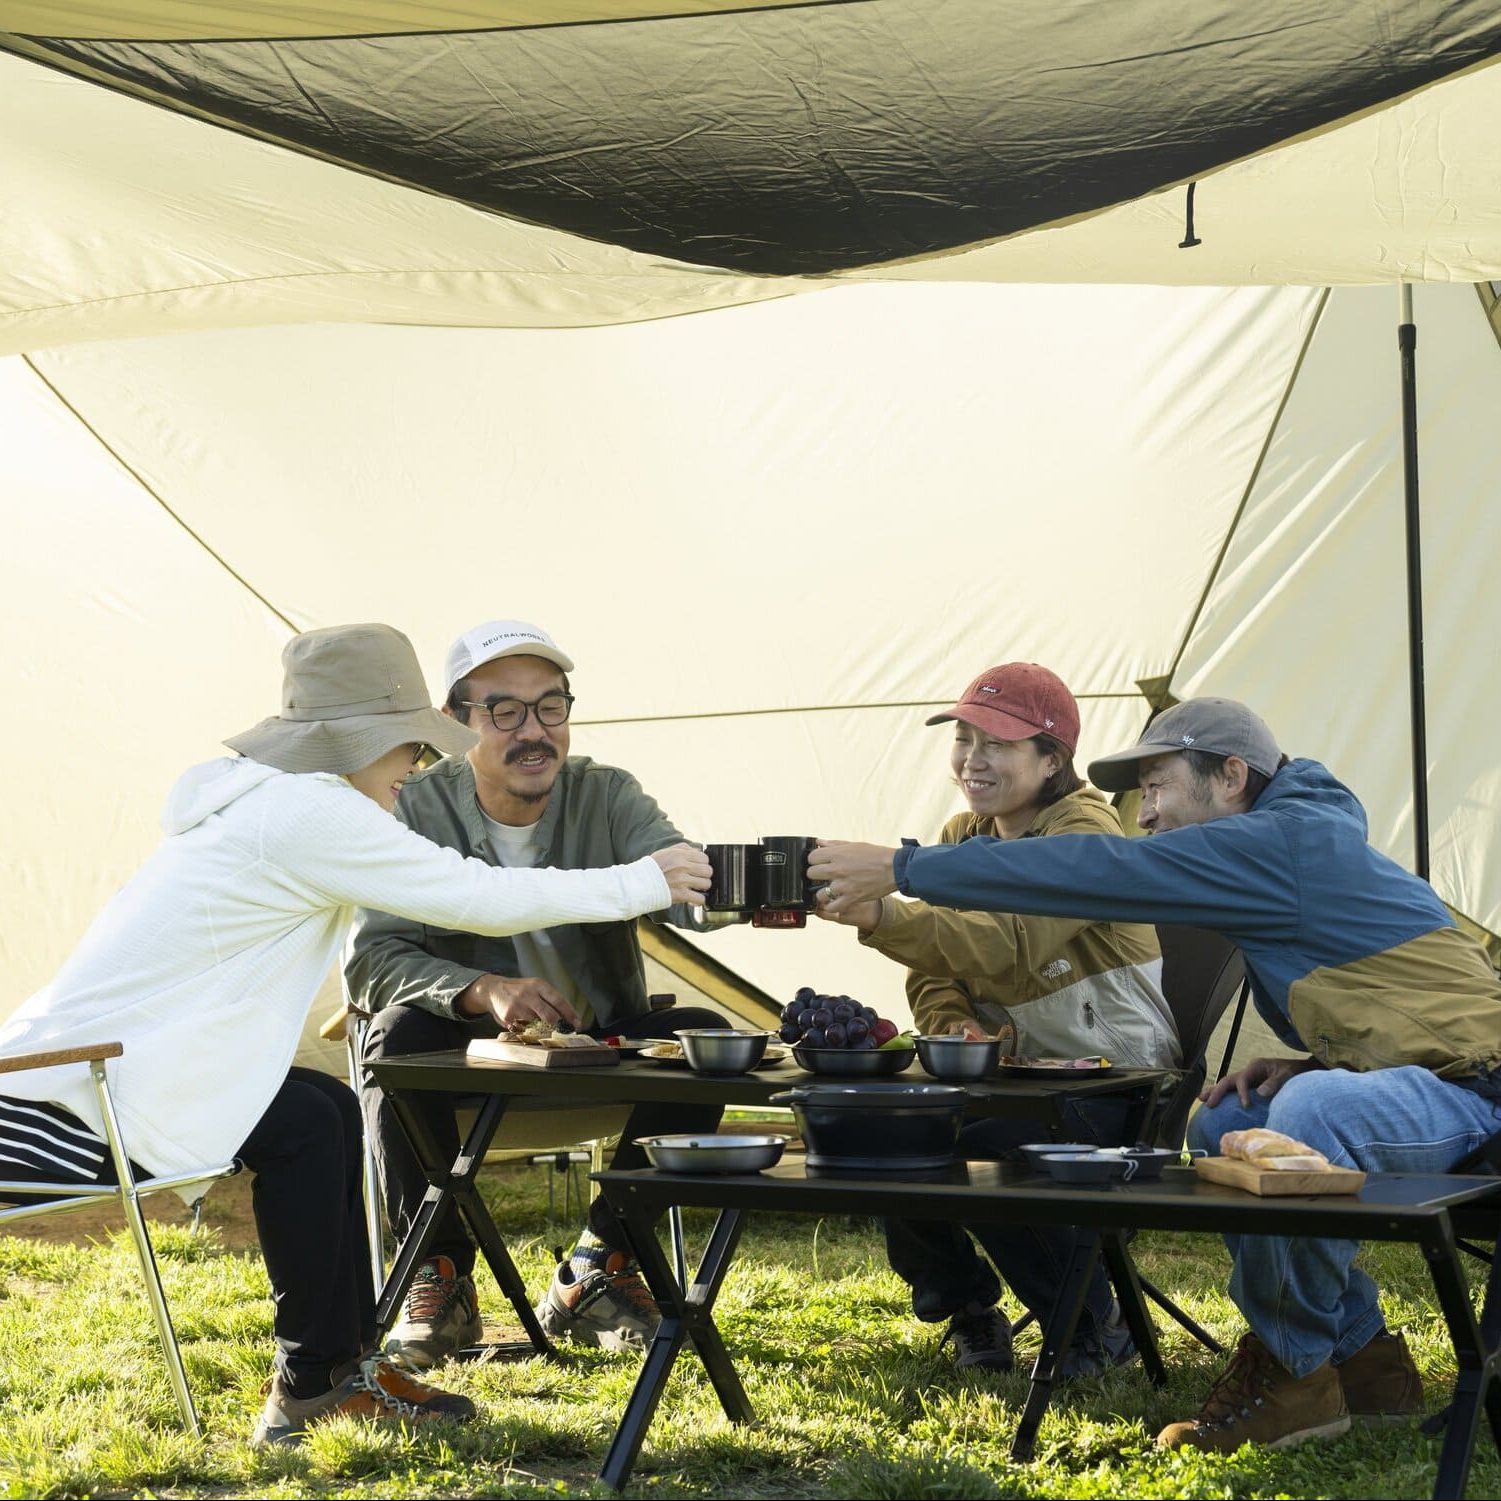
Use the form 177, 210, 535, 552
884, 1099, 1132, 1338
1, 1069, 374, 1400
361, 1002, 728, 1274
238, 1067, 376, 1397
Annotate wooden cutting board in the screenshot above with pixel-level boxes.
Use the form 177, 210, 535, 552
466, 1038, 621, 1069
1195, 1156, 1365, 1196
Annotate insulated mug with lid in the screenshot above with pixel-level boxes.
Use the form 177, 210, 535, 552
758, 835, 816, 910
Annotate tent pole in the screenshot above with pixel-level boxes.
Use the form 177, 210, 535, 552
1397, 281, 1430, 881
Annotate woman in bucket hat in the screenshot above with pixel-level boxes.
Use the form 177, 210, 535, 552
816, 662, 1176, 1380
0, 623, 710, 1445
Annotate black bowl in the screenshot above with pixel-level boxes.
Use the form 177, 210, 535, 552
769, 1081, 966, 1169
791, 1043, 916, 1077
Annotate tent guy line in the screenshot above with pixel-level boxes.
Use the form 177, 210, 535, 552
574, 693, 1155, 728
21, 354, 299, 633
1159, 288, 1329, 690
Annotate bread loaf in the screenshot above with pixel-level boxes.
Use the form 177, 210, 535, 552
1219, 1128, 1330, 1171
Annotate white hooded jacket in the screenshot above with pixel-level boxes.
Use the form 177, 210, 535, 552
0, 758, 670, 1179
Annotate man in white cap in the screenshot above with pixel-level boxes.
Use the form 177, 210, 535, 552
812, 697, 1501, 1455
348, 619, 731, 1367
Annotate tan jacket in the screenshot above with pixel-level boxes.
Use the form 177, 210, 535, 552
861, 790, 1180, 1066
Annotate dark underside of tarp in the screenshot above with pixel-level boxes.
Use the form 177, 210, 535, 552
9, 0, 1501, 273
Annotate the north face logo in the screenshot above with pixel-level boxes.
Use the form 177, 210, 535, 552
1040, 959, 1072, 980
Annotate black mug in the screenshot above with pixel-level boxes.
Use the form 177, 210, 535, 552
706, 842, 760, 911
759, 835, 821, 911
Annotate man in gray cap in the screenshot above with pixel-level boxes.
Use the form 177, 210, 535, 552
348, 619, 732, 1368
812, 697, 1501, 1455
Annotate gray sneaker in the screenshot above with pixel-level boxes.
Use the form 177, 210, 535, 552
1058, 1300, 1138, 1380
941, 1304, 1015, 1371
384, 1255, 483, 1370
536, 1253, 661, 1352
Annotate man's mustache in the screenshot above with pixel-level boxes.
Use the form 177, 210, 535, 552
505, 741, 559, 766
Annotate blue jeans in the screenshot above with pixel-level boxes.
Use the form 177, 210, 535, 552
1188, 1065, 1501, 1377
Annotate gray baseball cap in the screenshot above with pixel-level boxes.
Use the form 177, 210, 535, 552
1087, 698, 1282, 792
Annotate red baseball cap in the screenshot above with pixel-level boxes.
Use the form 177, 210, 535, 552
925, 663, 1080, 753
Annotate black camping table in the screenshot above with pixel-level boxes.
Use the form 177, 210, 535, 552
367, 1050, 1167, 1356
592, 1158, 1501, 1498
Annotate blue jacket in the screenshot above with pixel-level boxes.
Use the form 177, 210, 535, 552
896, 759, 1501, 1077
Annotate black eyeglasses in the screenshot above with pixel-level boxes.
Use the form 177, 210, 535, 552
460, 692, 575, 733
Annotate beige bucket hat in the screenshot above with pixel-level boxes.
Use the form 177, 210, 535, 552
225, 623, 478, 774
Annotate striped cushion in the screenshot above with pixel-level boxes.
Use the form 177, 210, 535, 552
0, 1095, 109, 1183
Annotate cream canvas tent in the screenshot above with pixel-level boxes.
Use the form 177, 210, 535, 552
3, 4, 1500, 1065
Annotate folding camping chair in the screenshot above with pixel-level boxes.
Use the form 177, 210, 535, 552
1122, 924, 1253, 1352
1150, 923, 1251, 1152
1009, 926, 1252, 1352
0, 1043, 239, 1436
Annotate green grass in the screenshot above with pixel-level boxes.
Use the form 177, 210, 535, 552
1, 1165, 1496, 1499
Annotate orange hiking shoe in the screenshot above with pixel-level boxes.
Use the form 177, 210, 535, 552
535, 1250, 661, 1352
250, 1355, 476, 1446
384, 1254, 483, 1370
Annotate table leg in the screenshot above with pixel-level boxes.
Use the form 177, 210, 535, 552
598, 1198, 752, 1491
1425, 1215, 1501, 1500
447, 1101, 557, 1358
1100, 1230, 1166, 1385
376, 1091, 556, 1358
375, 1087, 477, 1334
1011, 1231, 1100, 1461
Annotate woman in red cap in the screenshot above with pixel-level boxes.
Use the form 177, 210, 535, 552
817, 661, 1177, 1377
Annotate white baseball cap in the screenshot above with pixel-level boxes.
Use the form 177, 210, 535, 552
443, 619, 575, 693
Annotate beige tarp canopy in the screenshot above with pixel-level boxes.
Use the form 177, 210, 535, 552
3, 36, 1500, 1062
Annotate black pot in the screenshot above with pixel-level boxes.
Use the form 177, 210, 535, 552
769, 1081, 969, 1170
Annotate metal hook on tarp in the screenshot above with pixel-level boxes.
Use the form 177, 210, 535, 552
1179, 182, 1202, 249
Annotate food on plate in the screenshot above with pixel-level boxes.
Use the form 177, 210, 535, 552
507, 1020, 608, 1050
777, 986, 913, 1051
1000, 1055, 1111, 1070
1220, 1127, 1332, 1171
643, 1041, 686, 1061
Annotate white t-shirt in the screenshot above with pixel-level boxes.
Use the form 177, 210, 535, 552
480, 811, 593, 1029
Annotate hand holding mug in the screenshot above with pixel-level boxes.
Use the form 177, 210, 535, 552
808, 840, 901, 916
651, 842, 713, 906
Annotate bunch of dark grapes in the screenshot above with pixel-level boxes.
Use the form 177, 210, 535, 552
778, 987, 900, 1050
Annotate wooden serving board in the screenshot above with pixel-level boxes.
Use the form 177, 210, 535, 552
1195, 1156, 1365, 1196
466, 1039, 621, 1069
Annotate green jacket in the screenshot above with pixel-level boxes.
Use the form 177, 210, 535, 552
345, 754, 693, 1030
862, 789, 1180, 1067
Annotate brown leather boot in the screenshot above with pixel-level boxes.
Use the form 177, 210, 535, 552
1156, 1332, 1350, 1454
1337, 1329, 1425, 1424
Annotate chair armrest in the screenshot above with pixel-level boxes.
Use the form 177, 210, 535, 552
320, 1004, 350, 1043
0, 1042, 124, 1075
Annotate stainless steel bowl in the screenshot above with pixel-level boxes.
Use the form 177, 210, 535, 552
636, 1133, 788, 1174
1015, 1141, 1101, 1172
674, 1028, 771, 1074
1041, 1151, 1132, 1184
792, 1043, 916, 1077
915, 1034, 1001, 1081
